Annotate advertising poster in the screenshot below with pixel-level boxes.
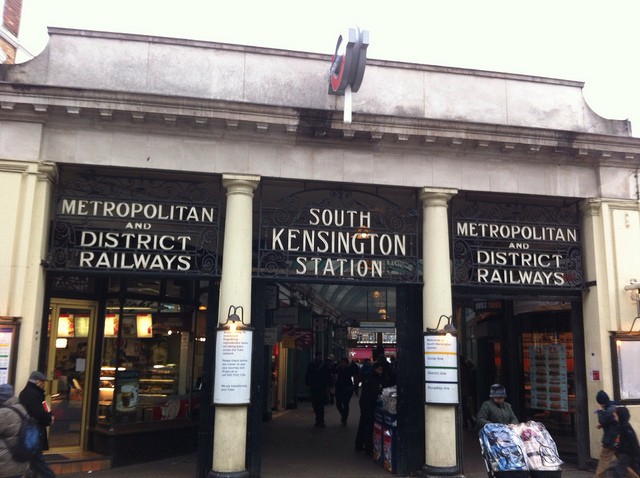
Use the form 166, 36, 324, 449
114, 370, 140, 423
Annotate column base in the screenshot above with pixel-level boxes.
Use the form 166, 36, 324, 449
422, 464, 464, 478
207, 470, 249, 478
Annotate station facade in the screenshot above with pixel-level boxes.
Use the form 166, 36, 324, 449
2, 28, 640, 476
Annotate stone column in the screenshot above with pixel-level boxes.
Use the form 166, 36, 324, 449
419, 187, 461, 477
209, 174, 260, 478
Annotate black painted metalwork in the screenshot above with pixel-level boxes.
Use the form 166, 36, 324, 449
257, 187, 420, 283
451, 197, 583, 290
47, 167, 221, 277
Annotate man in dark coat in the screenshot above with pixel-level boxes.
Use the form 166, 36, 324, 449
19, 371, 56, 478
594, 390, 620, 478
613, 406, 640, 478
333, 357, 355, 426
355, 361, 384, 455
305, 353, 331, 427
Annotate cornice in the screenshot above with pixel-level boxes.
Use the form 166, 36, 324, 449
1, 82, 639, 168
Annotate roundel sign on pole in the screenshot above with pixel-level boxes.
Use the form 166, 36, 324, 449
328, 27, 369, 96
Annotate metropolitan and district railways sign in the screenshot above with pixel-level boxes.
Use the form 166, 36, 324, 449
48, 174, 221, 276
451, 200, 583, 289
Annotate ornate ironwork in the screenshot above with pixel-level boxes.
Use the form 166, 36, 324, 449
451, 197, 583, 289
258, 186, 420, 283
47, 168, 221, 277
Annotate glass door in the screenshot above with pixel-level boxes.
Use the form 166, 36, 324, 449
45, 299, 98, 451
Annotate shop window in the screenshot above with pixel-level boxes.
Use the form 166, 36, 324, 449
97, 299, 195, 427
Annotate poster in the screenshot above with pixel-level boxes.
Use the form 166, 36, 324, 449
529, 344, 568, 411
114, 370, 140, 423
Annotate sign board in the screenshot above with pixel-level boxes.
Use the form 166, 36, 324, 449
0, 326, 15, 384
451, 197, 583, 290
214, 328, 253, 404
612, 335, 640, 403
258, 187, 420, 283
48, 169, 221, 277
424, 334, 459, 404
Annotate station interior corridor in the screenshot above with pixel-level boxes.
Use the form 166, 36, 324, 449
260, 399, 488, 478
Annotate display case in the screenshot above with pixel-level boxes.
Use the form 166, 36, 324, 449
139, 365, 178, 397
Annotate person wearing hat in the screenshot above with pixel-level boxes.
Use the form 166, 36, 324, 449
475, 383, 518, 430
0, 383, 30, 478
19, 371, 56, 478
594, 390, 620, 478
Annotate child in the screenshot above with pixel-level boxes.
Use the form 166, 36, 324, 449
613, 406, 640, 478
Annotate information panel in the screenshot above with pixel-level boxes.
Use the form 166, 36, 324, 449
214, 329, 253, 405
0, 326, 14, 384
424, 334, 459, 404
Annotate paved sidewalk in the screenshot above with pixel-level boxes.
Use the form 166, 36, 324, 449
59, 401, 595, 478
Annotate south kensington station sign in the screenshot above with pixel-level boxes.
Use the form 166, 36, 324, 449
258, 188, 420, 283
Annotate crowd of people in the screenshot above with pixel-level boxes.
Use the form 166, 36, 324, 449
305, 348, 396, 456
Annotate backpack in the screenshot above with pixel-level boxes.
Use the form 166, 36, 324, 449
2, 405, 42, 462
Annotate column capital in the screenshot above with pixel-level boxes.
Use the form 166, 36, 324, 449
222, 174, 260, 194
419, 187, 458, 207
579, 198, 602, 217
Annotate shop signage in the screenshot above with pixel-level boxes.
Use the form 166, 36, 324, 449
424, 334, 458, 404
258, 187, 420, 282
451, 198, 583, 289
214, 328, 252, 404
48, 170, 221, 276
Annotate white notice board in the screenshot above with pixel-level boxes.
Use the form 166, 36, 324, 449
214, 328, 253, 405
616, 339, 640, 401
424, 334, 459, 404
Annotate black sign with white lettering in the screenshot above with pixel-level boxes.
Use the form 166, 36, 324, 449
258, 186, 420, 282
47, 168, 221, 277
451, 197, 583, 289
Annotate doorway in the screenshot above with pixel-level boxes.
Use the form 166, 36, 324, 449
459, 298, 582, 464
45, 298, 98, 451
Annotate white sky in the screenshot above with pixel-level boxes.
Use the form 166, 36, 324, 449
16, 0, 640, 137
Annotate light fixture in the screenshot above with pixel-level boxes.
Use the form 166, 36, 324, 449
104, 314, 119, 337
75, 315, 90, 337
624, 280, 640, 331
57, 314, 74, 337
427, 314, 457, 336
136, 314, 153, 338
221, 305, 245, 333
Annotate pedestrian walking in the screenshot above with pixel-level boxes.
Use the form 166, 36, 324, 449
305, 353, 331, 428
0, 383, 31, 478
19, 371, 56, 478
594, 390, 620, 478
